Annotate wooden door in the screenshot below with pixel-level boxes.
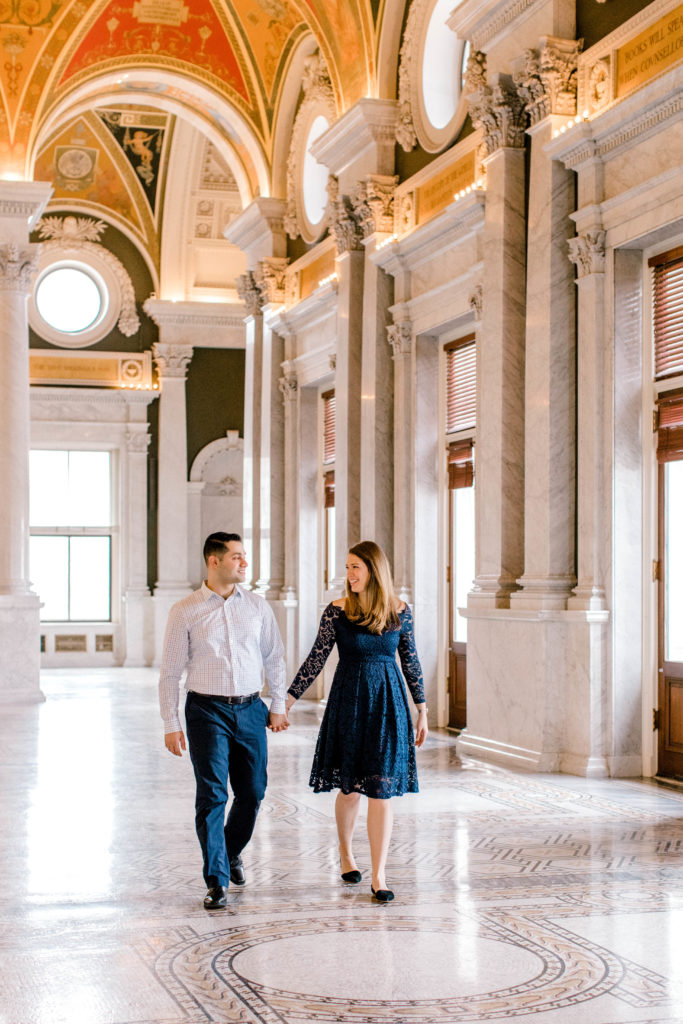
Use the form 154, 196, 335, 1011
447, 482, 474, 730
658, 461, 683, 778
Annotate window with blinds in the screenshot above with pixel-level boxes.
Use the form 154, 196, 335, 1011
650, 246, 683, 380
448, 439, 474, 489
656, 389, 683, 463
322, 389, 335, 465
445, 335, 476, 433
324, 470, 335, 508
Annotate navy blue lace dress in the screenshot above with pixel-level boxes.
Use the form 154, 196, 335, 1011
288, 604, 425, 799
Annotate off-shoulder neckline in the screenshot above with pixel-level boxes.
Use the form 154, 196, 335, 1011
329, 601, 408, 615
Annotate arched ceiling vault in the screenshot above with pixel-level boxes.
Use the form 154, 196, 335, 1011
0, 0, 391, 186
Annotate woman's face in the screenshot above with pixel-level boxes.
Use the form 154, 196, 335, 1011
346, 553, 370, 594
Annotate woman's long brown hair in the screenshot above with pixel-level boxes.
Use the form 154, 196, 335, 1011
344, 540, 400, 634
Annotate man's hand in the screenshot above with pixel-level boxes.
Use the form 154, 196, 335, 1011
165, 730, 186, 756
268, 712, 289, 732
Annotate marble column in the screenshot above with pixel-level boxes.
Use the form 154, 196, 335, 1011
0, 182, 51, 704
151, 341, 194, 663
278, 365, 299, 677
123, 427, 152, 666
237, 272, 264, 590
465, 54, 527, 608
351, 176, 397, 558
387, 316, 414, 602
328, 182, 365, 588
512, 39, 580, 609
567, 227, 607, 610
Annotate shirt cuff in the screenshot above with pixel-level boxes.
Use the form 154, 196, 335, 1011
268, 698, 287, 715
163, 715, 182, 734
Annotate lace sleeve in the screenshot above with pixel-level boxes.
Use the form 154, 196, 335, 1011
288, 604, 340, 699
397, 605, 425, 704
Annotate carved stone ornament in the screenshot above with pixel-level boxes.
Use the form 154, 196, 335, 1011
350, 175, 398, 238
278, 371, 298, 401
0, 242, 39, 291
567, 230, 606, 277
469, 284, 483, 321
255, 257, 289, 306
36, 214, 107, 243
465, 50, 526, 154
236, 270, 264, 317
587, 58, 610, 113
514, 40, 582, 124
328, 175, 365, 254
395, 189, 416, 234
387, 320, 413, 359
395, 0, 425, 151
40, 236, 140, 336
284, 52, 337, 240
152, 342, 193, 378
126, 428, 151, 453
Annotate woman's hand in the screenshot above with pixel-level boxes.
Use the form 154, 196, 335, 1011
415, 709, 428, 747
285, 693, 296, 713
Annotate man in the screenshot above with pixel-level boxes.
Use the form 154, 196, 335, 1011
159, 532, 288, 910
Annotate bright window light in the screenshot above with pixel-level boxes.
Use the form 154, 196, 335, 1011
666, 461, 683, 661
303, 115, 330, 226
422, 0, 462, 130
35, 265, 104, 334
30, 451, 111, 527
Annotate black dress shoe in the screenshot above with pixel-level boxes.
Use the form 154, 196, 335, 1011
371, 886, 395, 903
341, 868, 362, 884
203, 885, 229, 909
229, 856, 246, 886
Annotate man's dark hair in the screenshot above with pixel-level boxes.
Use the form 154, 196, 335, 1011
203, 532, 242, 564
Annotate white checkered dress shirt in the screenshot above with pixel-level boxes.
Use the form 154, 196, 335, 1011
159, 582, 287, 733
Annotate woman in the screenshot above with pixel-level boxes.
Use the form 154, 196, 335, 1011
286, 541, 428, 902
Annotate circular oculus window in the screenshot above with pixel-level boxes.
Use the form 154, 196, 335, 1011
35, 265, 104, 334
415, 0, 469, 152
300, 113, 330, 241
29, 255, 122, 349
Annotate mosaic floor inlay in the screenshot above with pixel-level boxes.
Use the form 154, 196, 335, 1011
2, 668, 683, 1024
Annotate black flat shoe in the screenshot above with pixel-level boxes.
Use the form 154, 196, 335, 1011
341, 868, 362, 884
203, 885, 229, 909
371, 886, 395, 903
229, 856, 246, 886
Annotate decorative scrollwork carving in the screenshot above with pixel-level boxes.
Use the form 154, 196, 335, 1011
0, 242, 39, 291
152, 342, 193, 378
255, 257, 289, 306
350, 175, 398, 238
328, 175, 364, 254
284, 52, 337, 240
236, 270, 264, 317
514, 40, 582, 124
387, 320, 413, 359
567, 230, 606, 277
465, 50, 526, 154
395, 0, 426, 151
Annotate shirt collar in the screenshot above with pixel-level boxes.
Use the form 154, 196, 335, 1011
200, 581, 243, 602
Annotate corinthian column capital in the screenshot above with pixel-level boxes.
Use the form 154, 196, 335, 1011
568, 231, 606, 277
0, 243, 39, 292
152, 342, 193, 379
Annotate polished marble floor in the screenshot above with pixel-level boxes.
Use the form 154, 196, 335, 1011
2, 669, 683, 1024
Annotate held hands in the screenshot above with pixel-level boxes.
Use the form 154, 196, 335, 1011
414, 709, 429, 748
268, 711, 290, 732
165, 730, 186, 756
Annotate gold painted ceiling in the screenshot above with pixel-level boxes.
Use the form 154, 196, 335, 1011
0, 0, 387, 183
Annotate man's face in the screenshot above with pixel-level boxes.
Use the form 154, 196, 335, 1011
213, 542, 248, 584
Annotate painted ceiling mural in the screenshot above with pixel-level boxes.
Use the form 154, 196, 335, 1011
0, 0, 387, 253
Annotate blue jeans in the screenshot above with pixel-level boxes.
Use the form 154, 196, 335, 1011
185, 692, 269, 888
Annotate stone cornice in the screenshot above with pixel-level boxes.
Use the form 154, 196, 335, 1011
310, 98, 399, 179
448, 0, 543, 53
30, 385, 157, 407
143, 298, 245, 329
222, 197, 286, 260
266, 279, 338, 336
371, 191, 485, 274
545, 64, 683, 169
0, 181, 52, 230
